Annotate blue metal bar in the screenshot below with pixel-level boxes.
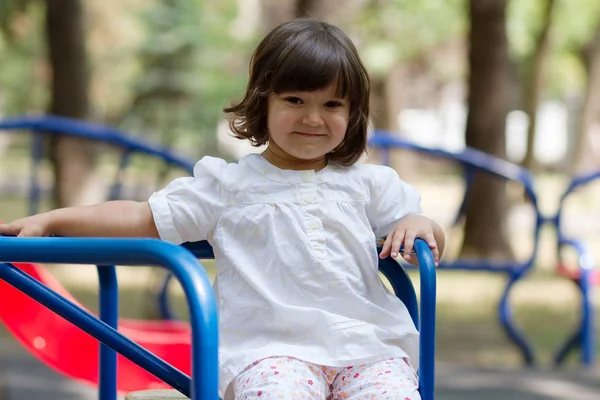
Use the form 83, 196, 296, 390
370, 131, 537, 195
160, 242, 215, 320
158, 272, 178, 321
98, 265, 119, 400
580, 265, 595, 366
414, 239, 436, 400
0, 115, 195, 173
553, 237, 596, 366
0, 237, 219, 399
0, 262, 191, 395
369, 131, 542, 273
552, 168, 600, 368
182, 240, 215, 258
554, 329, 581, 366
370, 132, 541, 367
378, 258, 419, 328
453, 166, 475, 226
345, 240, 436, 399
497, 273, 535, 365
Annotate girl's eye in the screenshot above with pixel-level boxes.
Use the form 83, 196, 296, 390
284, 97, 303, 105
325, 101, 344, 108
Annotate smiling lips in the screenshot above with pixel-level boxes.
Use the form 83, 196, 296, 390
294, 131, 326, 137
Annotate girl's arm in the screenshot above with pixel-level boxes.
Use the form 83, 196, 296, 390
0, 200, 159, 238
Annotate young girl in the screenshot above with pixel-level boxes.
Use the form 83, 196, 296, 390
0, 19, 444, 400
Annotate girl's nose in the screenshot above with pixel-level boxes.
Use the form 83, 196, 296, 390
302, 107, 324, 126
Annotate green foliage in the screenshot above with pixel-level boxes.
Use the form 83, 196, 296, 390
356, 0, 467, 76
0, 0, 33, 40
116, 0, 250, 159
0, 0, 46, 115
508, 0, 600, 97
553, 0, 600, 52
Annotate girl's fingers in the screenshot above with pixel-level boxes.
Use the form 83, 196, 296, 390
0, 224, 19, 236
390, 229, 406, 259
422, 233, 440, 266
379, 235, 393, 258
402, 231, 416, 261
380, 226, 439, 265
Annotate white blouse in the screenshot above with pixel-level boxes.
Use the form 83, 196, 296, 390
149, 153, 422, 396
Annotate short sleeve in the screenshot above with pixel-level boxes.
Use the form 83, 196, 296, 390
366, 166, 422, 237
148, 156, 228, 244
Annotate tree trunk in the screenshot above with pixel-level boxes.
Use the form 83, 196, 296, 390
295, 0, 320, 17
570, 27, 600, 173
260, 0, 366, 30
521, 0, 556, 171
45, 0, 94, 208
460, 0, 513, 260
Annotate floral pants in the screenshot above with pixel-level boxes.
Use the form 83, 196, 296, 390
232, 356, 420, 399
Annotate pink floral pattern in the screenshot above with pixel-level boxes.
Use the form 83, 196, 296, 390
233, 356, 420, 399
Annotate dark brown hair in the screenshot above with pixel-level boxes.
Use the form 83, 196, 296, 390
224, 19, 370, 166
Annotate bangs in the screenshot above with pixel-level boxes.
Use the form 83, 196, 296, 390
266, 32, 352, 98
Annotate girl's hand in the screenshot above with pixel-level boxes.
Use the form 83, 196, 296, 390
0, 213, 52, 238
379, 214, 443, 267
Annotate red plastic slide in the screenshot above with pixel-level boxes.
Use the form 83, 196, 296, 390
0, 261, 193, 393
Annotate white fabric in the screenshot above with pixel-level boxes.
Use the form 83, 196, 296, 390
148, 153, 422, 397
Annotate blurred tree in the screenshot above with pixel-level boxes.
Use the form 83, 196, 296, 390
521, 0, 556, 171
459, 0, 513, 259
571, 22, 600, 173
45, 0, 95, 208
109, 0, 250, 162
0, 0, 93, 208
0, 1, 47, 122
111, 0, 199, 164
511, 0, 600, 171
260, 0, 346, 28
355, 0, 465, 171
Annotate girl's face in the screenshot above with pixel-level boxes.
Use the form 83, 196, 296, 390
263, 83, 350, 171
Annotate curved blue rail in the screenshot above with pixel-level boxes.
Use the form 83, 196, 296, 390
370, 131, 542, 366
0, 237, 218, 399
552, 171, 600, 367
378, 239, 437, 400
0, 115, 195, 214
0, 235, 436, 400
176, 239, 438, 399
0, 115, 195, 172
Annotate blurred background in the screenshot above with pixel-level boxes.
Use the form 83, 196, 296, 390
2, 0, 600, 397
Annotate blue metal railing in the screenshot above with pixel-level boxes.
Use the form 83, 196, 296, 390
4, 115, 597, 370
0, 236, 436, 400
0, 115, 195, 214
369, 131, 543, 366
181, 239, 438, 399
0, 237, 218, 399
551, 170, 600, 366
378, 239, 437, 400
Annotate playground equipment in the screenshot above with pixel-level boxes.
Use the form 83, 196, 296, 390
368, 132, 544, 366
0, 115, 437, 398
2, 115, 597, 371
552, 170, 600, 366
0, 258, 193, 392
0, 115, 195, 215
370, 131, 599, 368
0, 237, 218, 399
0, 236, 437, 400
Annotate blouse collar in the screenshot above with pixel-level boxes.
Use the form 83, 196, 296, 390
244, 153, 340, 183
